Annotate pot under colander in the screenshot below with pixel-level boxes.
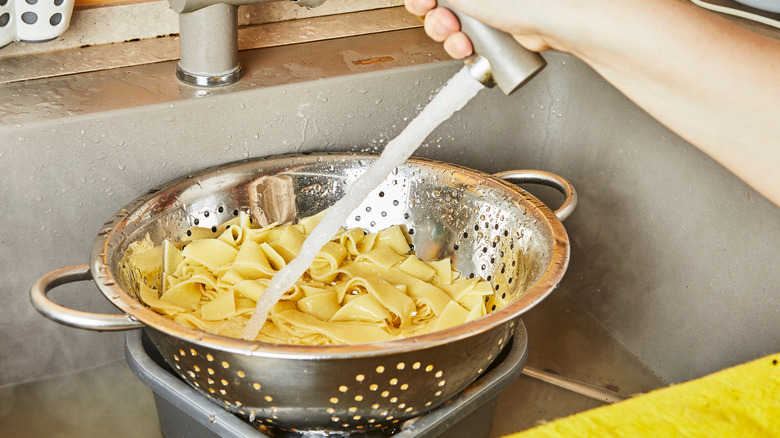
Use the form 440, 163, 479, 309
31, 153, 575, 436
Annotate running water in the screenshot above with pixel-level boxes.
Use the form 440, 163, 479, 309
241, 67, 484, 341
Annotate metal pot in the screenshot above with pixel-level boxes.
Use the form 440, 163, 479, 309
31, 154, 575, 436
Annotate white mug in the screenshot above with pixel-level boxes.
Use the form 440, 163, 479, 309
15, 0, 74, 43
0, 0, 16, 48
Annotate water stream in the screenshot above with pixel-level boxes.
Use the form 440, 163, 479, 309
241, 67, 484, 341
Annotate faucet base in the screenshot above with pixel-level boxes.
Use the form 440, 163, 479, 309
176, 63, 243, 87
176, 2, 241, 87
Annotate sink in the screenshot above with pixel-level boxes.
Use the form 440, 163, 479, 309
1, 22, 778, 437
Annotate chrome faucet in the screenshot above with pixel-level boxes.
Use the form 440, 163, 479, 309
167, 0, 327, 87
168, 0, 545, 94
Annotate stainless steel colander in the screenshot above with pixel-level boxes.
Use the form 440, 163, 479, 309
31, 153, 575, 436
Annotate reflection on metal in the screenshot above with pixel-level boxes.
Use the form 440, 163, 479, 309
176, 63, 243, 87
465, 55, 496, 89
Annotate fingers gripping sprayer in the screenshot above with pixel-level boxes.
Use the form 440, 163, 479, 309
437, 0, 546, 95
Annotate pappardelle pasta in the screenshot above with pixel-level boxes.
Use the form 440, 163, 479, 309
126, 211, 501, 345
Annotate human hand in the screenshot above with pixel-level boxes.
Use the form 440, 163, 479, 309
405, 0, 473, 59
404, 0, 559, 58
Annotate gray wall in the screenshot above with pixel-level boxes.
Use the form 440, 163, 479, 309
436, 53, 780, 382
1, 39, 777, 387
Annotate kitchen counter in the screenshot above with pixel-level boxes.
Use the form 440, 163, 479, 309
0, 289, 664, 437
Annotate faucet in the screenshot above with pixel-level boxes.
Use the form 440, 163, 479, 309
436, 0, 546, 95
167, 0, 327, 87
168, 0, 545, 95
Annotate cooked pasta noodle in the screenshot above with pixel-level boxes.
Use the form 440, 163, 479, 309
127, 211, 500, 345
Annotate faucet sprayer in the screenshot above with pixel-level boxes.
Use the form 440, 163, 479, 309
437, 0, 546, 95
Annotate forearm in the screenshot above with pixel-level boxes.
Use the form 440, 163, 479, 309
560, 0, 780, 205
441, 0, 780, 205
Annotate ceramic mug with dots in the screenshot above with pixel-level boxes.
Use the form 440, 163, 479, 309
0, 0, 16, 48
9, 0, 73, 44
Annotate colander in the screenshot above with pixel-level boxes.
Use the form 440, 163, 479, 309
31, 153, 575, 436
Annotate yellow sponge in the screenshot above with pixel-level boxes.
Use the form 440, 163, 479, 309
505, 353, 780, 437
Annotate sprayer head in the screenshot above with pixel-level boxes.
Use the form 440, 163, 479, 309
437, 0, 546, 95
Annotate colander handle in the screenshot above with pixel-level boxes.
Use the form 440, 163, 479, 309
494, 170, 577, 221
30, 264, 144, 331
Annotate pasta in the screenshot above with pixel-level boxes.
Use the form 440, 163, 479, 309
125, 211, 501, 345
